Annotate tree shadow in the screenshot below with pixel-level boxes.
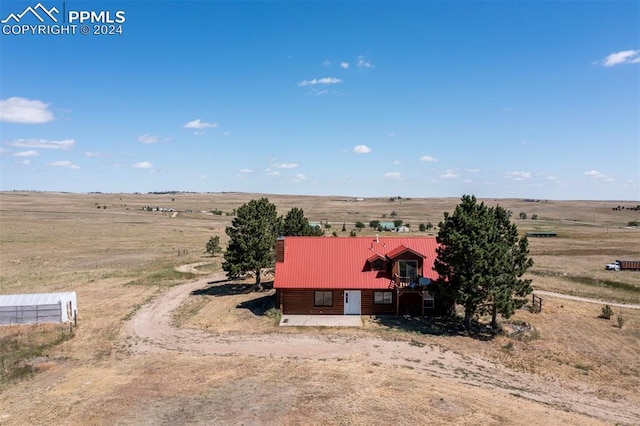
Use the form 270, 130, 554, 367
236, 294, 276, 316
188, 277, 276, 317
371, 315, 497, 341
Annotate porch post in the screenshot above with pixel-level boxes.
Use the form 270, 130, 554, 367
396, 291, 400, 316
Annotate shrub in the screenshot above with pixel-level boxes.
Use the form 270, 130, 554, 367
617, 315, 625, 328
419, 223, 426, 232
349, 230, 357, 237
600, 305, 613, 320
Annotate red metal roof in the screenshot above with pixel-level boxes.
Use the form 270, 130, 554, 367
274, 236, 440, 290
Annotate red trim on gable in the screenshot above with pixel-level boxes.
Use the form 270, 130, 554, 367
367, 253, 386, 263
274, 236, 440, 290
385, 245, 426, 260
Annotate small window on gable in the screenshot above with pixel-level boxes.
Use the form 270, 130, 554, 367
314, 291, 333, 307
374, 291, 393, 305
372, 259, 385, 271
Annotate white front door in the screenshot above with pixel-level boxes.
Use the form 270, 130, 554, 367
344, 290, 361, 315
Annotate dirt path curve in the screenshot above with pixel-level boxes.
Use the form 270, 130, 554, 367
125, 274, 640, 425
175, 262, 212, 275
535, 290, 640, 309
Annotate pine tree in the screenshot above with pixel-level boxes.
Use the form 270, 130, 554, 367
222, 198, 282, 290
433, 195, 533, 329
205, 235, 222, 256
282, 207, 323, 236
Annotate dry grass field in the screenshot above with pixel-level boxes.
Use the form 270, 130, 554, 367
1, 191, 639, 425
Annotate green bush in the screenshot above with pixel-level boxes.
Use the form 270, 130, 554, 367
600, 305, 613, 320
617, 315, 625, 328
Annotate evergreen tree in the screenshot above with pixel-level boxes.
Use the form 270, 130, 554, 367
222, 198, 282, 290
483, 206, 533, 328
205, 235, 222, 256
282, 207, 323, 236
433, 195, 533, 329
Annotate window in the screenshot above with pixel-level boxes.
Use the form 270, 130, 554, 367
398, 260, 418, 282
374, 291, 393, 305
424, 292, 434, 309
314, 291, 333, 307
372, 259, 385, 271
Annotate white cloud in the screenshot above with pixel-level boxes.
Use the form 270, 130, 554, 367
239, 168, 254, 173
440, 171, 458, 179
138, 133, 160, 144
13, 150, 39, 157
184, 119, 218, 129
291, 173, 308, 182
273, 162, 299, 169
132, 161, 153, 169
298, 77, 342, 86
323, 60, 331, 67
49, 160, 80, 169
601, 50, 640, 67
506, 171, 532, 180
0, 97, 54, 123
7, 138, 74, 150
467, 168, 481, 173
353, 145, 371, 154
419, 155, 438, 162
357, 55, 374, 68
20, 159, 31, 165
266, 170, 280, 176
340, 62, 349, 69
584, 170, 614, 181
585, 170, 603, 177
546, 175, 558, 181
392, 160, 401, 165
463, 179, 473, 184
84, 151, 110, 158
383, 172, 403, 180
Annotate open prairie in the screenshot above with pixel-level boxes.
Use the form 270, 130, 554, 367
1, 191, 639, 425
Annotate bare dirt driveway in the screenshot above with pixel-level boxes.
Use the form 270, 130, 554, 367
124, 273, 640, 425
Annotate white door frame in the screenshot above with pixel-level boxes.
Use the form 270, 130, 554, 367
344, 290, 361, 315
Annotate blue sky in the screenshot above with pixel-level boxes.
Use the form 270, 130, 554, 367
0, 1, 638, 200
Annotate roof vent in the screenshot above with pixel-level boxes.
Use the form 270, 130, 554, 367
375, 234, 379, 243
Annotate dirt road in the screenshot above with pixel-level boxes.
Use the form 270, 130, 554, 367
535, 290, 640, 309
124, 274, 640, 425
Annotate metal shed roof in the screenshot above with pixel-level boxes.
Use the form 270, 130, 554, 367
0, 292, 76, 307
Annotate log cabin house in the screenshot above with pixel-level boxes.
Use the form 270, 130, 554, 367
274, 236, 446, 316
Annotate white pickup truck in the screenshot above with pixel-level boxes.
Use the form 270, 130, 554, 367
605, 262, 620, 271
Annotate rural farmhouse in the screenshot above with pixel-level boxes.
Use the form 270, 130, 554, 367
274, 236, 447, 316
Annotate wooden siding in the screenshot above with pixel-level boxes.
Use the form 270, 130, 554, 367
280, 289, 399, 315
280, 289, 344, 315
361, 290, 396, 315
